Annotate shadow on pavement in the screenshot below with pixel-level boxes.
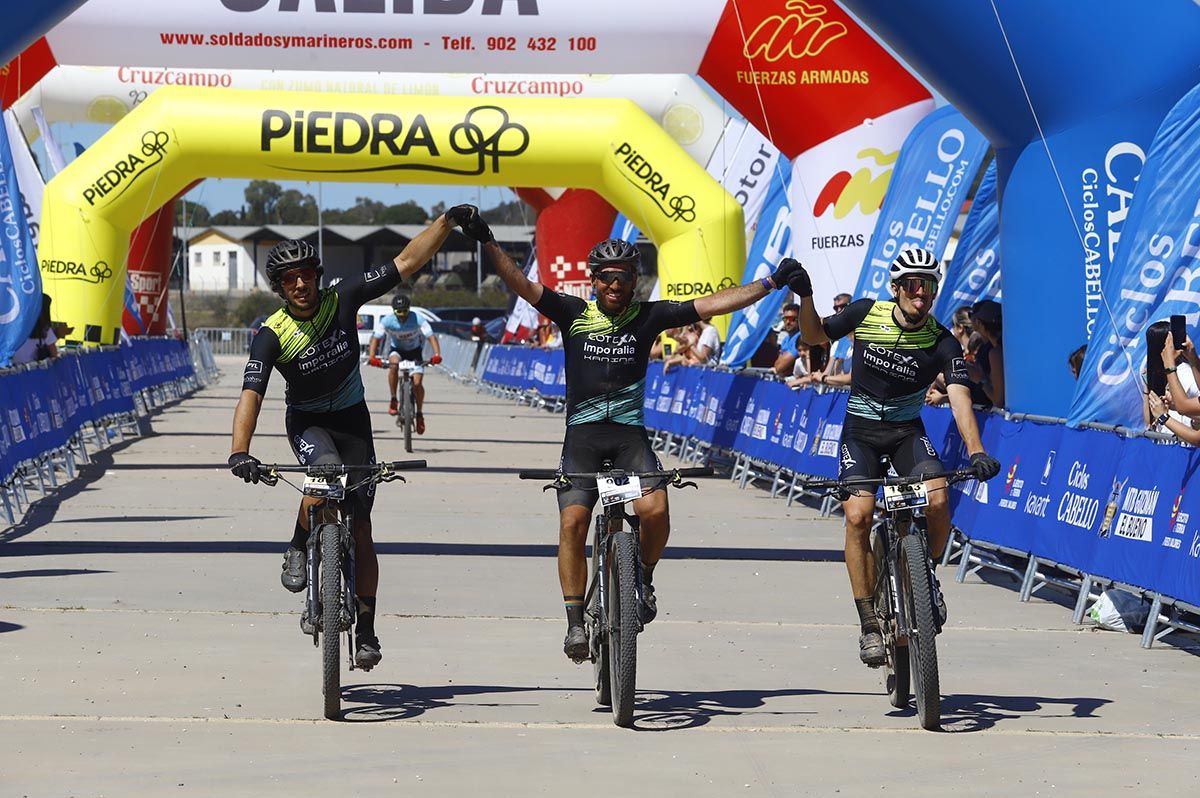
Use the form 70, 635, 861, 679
893, 692, 1113, 733
629, 687, 872, 731
3, 539, 844, 563
0, 621, 25, 634
0, 568, 111, 579
339, 683, 544, 722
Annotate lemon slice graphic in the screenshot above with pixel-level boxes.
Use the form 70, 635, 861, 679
662, 103, 703, 146
87, 96, 129, 124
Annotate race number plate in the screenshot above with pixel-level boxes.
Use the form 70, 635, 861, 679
597, 475, 642, 507
302, 473, 348, 501
882, 481, 929, 512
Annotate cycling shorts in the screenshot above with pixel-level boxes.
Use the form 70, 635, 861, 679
837, 414, 942, 483
387, 346, 424, 375
556, 422, 663, 512
285, 401, 377, 515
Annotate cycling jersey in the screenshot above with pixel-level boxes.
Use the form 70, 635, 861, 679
823, 298, 968, 422
373, 312, 433, 358
242, 263, 400, 412
534, 291, 699, 426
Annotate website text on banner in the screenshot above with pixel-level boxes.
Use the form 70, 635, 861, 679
0, 112, 42, 366
482, 347, 1200, 611
840, 0, 1200, 417
36, 87, 744, 347
0, 338, 193, 484
934, 159, 1000, 326
1068, 81, 1200, 428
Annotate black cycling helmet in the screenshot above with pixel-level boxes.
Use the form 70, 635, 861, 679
392, 294, 412, 314
587, 238, 640, 273
265, 239, 322, 295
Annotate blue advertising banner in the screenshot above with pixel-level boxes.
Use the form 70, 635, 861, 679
721, 162, 794, 367
0, 114, 42, 367
935, 160, 1001, 326
608, 213, 639, 244
1069, 82, 1200, 428
850, 105, 990, 304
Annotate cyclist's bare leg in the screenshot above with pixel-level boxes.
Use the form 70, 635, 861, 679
632, 488, 670, 566
922, 476, 950, 559
387, 353, 400, 397
843, 491, 877, 598
412, 373, 425, 412
558, 505, 591, 597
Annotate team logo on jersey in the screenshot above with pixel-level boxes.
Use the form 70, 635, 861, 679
244, 360, 263, 374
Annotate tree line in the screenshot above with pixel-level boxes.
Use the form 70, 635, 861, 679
176, 180, 533, 228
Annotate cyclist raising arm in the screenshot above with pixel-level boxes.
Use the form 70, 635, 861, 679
228, 212, 456, 670
789, 249, 1001, 666
445, 204, 806, 661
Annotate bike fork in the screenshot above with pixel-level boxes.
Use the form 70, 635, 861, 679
344, 510, 359, 670
305, 504, 321, 642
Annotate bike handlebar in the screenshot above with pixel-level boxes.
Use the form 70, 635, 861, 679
518, 467, 714, 480
801, 467, 978, 492
257, 460, 427, 476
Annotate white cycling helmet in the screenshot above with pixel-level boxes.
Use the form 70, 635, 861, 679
889, 248, 943, 281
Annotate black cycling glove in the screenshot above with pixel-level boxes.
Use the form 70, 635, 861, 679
770, 258, 812, 298
229, 452, 261, 484
969, 452, 1001, 481
445, 204, 495, 244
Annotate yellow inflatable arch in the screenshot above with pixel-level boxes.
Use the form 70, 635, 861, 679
37, 86, 745, 345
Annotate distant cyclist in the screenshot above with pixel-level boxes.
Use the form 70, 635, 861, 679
446, 204, 809, 662
788, 249, 1001, 667
227, 214, 456, 670
367, 294, 442, 434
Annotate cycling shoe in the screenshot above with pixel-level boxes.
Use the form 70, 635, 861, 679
859, 630, 887, 667
640, 581, 658, 625
563, 624, 589, 663
355, 634, 383, 671
281, 547, 306, 593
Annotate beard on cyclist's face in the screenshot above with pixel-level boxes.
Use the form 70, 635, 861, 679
282, 267, 320, 316
592, 265, 637, 314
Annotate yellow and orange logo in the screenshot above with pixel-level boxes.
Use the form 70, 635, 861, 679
743, 1, 848, 63
813, 147, 897, 219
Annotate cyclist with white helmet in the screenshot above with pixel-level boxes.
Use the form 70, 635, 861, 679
445, 205, 808, 662
227, 213, 458, 670
785, 250, 1001, 666
367, 293, 442, 434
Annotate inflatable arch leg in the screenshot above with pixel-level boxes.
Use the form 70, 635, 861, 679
37, 86, 744, 345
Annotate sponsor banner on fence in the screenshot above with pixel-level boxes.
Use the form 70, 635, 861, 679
935, 159, 1000, 325
1069, 82, 1200, 428
0, 111, 42, 366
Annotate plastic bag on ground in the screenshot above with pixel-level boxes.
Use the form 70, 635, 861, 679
1088, 588, 1149, 633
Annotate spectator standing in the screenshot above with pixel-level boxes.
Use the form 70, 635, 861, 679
967, 299, 1005, 408
1146, 320, 1200, 428
691, 318, 721, 365
10, 294, 59, 366
773, 303, 803, 377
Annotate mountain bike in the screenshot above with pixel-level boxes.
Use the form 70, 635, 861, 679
370, 359, 427, 453
803, 466, 976, 731
519, 463, 713, 727
256, 459, 426, 720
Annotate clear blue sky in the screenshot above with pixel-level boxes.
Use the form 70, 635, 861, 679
34, 121, 520, 218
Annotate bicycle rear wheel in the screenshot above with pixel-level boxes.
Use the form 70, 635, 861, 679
591, 518, 611, 707
399, 383, 414, 453
872, 528, 909, 708
608, 528, 639, 727
899, 533, 940, 730
320, 523, 344, 721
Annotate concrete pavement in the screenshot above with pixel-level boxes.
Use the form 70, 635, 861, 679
2, 356, 1197, 797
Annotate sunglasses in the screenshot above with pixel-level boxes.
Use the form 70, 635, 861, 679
593, 270, 635, 287
833, 304, 849, 312
897, 277, 938, 296
782, 315, 799, 322
280, 267, 318, 287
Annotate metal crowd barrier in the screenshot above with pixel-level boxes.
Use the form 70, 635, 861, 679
193, 327, 255, 356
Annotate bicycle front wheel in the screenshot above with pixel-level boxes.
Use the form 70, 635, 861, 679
319, 523, 344, 721
899, 533, 940, 730
608, 529, 639, 727
591, 518, 611, 707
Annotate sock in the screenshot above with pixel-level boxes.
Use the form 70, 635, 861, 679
854, 597, 879, 634
289, 521, 308, 550
356, 596, 377, 640
564, 595, 585, 628
643, 560, 657, 585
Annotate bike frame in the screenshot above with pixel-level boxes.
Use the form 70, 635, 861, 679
586, 480, 647, 658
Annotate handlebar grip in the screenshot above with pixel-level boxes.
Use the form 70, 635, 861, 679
675, 467, 715, 478
387, 460, 427, 470
519, 470, 560, 480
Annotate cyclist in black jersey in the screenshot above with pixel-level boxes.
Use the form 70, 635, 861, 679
446, 205, 809, 661
227, 213, 458, 669
787, 249, 1002, 666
